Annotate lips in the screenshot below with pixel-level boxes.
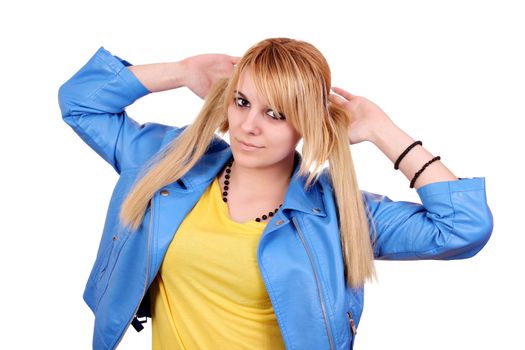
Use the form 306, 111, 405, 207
238, 139, 262, 148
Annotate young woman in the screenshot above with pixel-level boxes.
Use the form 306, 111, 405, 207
58, 38, 493, 350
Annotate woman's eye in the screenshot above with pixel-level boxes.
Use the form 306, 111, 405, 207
267, 110, 286, 121
234, 97, 249, 107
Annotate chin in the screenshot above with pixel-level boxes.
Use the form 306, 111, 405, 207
231, 150, 267, 166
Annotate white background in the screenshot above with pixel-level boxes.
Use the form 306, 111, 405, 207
1, 0, 523, 349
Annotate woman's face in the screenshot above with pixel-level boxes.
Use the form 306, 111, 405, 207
227, 70, 302, 170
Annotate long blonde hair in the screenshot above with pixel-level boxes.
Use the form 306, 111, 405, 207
119, 38, 376, 288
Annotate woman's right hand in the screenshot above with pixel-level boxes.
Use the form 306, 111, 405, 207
181, 54, 240, 99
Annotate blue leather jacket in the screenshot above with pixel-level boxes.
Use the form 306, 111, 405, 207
58, 47, 493, 350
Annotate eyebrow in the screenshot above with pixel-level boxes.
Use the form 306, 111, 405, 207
233, 90, 248, 100
233, 90, 283, 118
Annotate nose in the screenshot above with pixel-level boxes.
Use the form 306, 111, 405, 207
240, 108, 261, 134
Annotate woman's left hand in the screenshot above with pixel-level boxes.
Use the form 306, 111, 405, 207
329, 86, 394, 145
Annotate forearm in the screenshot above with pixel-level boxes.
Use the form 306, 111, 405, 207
370, 120, 458, 189
127, 61, 187, 93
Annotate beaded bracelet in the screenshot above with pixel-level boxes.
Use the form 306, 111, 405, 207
394, 141, 422, 170
410, 156, 441, 188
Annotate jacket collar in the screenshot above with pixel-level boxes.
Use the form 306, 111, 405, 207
173, 136, 326, 217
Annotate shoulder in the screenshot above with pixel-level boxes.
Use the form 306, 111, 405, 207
316, 167, 381, 207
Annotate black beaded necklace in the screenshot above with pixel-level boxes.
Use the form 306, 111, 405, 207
221, 156, 282, 222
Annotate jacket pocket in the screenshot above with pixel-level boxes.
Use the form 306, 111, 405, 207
96, 235, 118, 283
94, 230, 130, 310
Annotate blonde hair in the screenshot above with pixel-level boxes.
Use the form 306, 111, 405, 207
119, 38, 376, 288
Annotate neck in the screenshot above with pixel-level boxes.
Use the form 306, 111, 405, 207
227, 154, 296, 202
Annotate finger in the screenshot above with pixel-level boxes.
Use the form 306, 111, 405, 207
328, 93, 348, 106
331, 86, 354, 100
230, 56, 241, 65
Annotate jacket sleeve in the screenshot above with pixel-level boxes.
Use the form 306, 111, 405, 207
58, 46, 177, 174
362, 177, 493, 260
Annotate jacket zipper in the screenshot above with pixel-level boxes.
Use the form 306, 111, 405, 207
347, 311, 357, 335
292, 216, 335, 350
112, 198, 154, 349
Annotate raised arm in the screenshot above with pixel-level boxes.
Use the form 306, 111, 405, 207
329, 86, 493, 260
58, 47, 238, 173
128, 54, 239, 97
330, 86, 457, 189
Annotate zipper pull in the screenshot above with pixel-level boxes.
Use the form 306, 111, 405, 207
347, 311, 357, 335
131, 315, 147, 332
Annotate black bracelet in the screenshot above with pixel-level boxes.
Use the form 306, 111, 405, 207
394, 141, 422, 170
410, 156, 441, 188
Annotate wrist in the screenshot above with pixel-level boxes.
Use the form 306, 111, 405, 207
171, 59, 188, 88
368, 117, 398, 145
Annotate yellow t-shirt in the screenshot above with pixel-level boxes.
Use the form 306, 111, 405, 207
150, 177, 286, 349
